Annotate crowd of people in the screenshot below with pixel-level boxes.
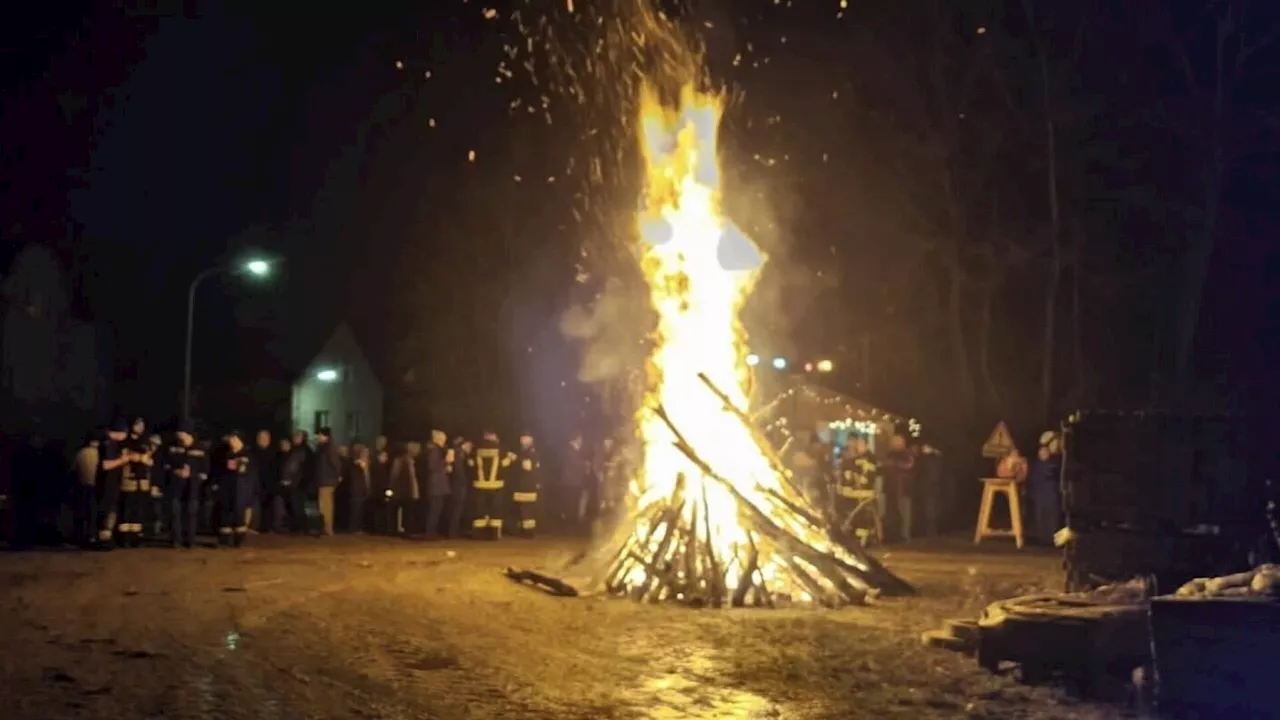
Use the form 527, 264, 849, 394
786, 432, 946, 545
788, 429, 1063, 547
32, 417, 627, 550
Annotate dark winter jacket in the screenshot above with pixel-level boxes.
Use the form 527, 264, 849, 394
313, 441, 342, 489
423, 444, 451, 497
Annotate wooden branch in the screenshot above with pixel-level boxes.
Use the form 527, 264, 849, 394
731, 542, 759, 607
700, 478, 723, 607
694, 373, 811, 505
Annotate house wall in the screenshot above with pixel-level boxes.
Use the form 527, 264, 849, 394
290, 328, 383, 445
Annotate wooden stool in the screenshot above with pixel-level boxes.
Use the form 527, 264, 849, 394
973, 478, 1024, 549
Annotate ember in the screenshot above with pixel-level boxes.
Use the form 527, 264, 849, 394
590, 80, 911, 608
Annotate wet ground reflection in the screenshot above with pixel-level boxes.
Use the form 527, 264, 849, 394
620, 646, 782, 719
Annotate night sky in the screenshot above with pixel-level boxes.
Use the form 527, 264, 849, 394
3, 0, 1277, 448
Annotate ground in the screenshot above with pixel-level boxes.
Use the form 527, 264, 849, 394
0, 536, 1135, 719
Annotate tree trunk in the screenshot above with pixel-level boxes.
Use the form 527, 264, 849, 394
1035, 49, 1062, 426
945, 261, 976, 415
1171, 66, 1225, 400
1069, 226, 1088, 405
978, 282, 1002, 413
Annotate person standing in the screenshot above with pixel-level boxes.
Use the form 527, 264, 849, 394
95, 420, 131, 548
389, 442, 420, 534
243, 430, 273, 532
418, 431, 450, 538
446, 437, 472, 538
118, 417, 154, 547
69, 432, 100, 546
511, 431, 541, 538
370, 436, 391, 532
335, 443, 352, 530
281, 431, 310, 532
881, 434, 916, 543
267, 436, 291, 532
347, 442, 371, 533
211, 430, 251, 548
311, 427, 341, 536
145, 433, 164, 539
914, 442, 944, 538
563, 434, 591, 531
470, 430, 513, 540
162, 421, 200, 548
1030, 432, 1063, 544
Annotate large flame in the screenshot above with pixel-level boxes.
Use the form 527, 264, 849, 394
624, 83, 814, 594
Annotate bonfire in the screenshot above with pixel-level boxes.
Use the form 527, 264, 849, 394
584, 83, 911, 608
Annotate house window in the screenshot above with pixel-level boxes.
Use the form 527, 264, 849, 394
346, 411, 360, 438
313, 410, 330, 433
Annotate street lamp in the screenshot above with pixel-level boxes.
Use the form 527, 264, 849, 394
745, 353, 760, 367
772, 356, 788, 370
182, 258, 279, 422
816, 359, 834, 373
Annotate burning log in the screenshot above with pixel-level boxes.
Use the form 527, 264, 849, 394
592, 376, 913, 608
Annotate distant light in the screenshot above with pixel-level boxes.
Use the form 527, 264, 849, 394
316, 369, 338, 382
772, 357, 787, 370
745, 353, 760, 367
976, 26, 987, 35
804, 362, 814, 372
245, 260, 270, 276
816, 359, 834, 373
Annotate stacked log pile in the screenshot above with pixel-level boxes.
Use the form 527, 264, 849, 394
1173, 564, 1280, 598
579, 373, 913, 608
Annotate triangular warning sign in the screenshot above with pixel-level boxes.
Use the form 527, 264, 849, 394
981, 421, 1017, 458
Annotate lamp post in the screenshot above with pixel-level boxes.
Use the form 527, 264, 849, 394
182, 258, 276, 423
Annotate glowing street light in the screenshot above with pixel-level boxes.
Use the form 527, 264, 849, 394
315, 368, 339, 382
745, 353, 761, 367
772, 356, 787, 370
816, 359, 834, 373
182, 256, 284, 421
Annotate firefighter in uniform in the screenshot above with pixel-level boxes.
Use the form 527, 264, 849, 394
211, 431, 251, 548
835, 437, 882, 544
118, 417, 154, 547
163, 420, 202, 548
511, 431, 541, 538
469, 430, 514, 540
95, 419, 131, 548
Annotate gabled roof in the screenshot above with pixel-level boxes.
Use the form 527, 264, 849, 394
754, 381, 909, 425
295, 323, 381, 386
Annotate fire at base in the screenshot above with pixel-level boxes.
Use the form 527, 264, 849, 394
595, 82, 911, 607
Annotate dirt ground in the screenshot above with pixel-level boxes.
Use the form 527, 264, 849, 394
0, 535, 1136, 719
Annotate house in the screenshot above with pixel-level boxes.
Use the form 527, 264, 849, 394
0, 244, 111, 435
291, 325, 383, 444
